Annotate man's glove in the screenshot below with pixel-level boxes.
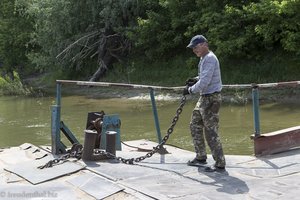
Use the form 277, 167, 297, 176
185, 77, 199, 86
183, 86, 190, 96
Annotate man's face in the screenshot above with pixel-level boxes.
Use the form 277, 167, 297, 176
192, 42, 206, 57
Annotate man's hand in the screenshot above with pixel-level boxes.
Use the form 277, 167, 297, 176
185, 77, 198, 86
183, 86, 190, 95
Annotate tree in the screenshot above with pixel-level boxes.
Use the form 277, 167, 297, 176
27, 0, 145, 81
132, 0, 195, 59
0, 0, 34, 80
133, 0, 300, 61
245, 0, 300, 55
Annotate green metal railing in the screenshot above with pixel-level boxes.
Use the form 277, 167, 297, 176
51, 80, 183, 154
51, 80, 300, 154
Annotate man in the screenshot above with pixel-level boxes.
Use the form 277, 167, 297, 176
184, 35, 226, 172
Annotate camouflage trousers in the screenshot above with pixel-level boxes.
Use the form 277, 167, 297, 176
190, 93, 226, 168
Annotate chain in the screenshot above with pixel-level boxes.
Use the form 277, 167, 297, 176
38, 95, 187, 168
99, 95, 187, 164
37, 144, 83, 169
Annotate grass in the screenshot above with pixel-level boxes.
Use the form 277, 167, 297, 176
0, 71, 33, 96
102, 56, 198, 87
102, 49, 300, 88
221, 52, 300, 84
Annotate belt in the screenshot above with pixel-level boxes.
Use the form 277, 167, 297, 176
201, 91, 220, 97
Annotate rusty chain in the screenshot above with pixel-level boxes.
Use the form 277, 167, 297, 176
98, 95, 187, 164
37, 150, 81, 169
38, 95, 187, 169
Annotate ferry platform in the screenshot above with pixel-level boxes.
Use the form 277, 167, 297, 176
1, 139, 300, 200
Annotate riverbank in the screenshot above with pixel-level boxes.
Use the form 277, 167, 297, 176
36, 82, 300, 105
14, 71, 300, 105
18, 70, 300, 104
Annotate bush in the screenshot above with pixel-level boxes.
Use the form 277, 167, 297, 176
0, 71, 32, 95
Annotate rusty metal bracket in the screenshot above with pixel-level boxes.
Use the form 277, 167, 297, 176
252, 126, 300, 156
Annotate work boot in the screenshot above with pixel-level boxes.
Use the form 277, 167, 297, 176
204, 165, 226, 173
187, 158, 207, 166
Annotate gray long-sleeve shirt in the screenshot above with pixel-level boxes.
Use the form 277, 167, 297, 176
189, 51, 222, 95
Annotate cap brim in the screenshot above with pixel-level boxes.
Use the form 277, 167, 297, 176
186, 43, 195, 48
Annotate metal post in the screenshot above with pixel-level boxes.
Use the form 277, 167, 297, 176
51, 82, 63, 154
149, 88, 162, 143
82, 130, 97, 161
106, 131, 116, 156
252, 84, 260, 137
51, 105, 61, 154
82, 129, 108, 161
56, 82, 62, 106
100, 115, 121, 150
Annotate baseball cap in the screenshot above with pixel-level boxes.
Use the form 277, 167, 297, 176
187, 35, 208, 48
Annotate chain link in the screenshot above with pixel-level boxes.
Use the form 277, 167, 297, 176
38, 95, 187, 168
38, 153, 71, 169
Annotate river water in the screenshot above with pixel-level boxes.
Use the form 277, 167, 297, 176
1, 95, 300, 155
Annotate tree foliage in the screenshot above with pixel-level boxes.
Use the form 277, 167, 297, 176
134, 0, 300, 61
0, 0, 299, 84
26, 0, 145, 81
0, 0, 34, 79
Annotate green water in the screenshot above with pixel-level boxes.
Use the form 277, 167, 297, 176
0, 95, 300, 155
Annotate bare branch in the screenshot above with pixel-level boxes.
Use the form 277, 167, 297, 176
56, 31, 100, 59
